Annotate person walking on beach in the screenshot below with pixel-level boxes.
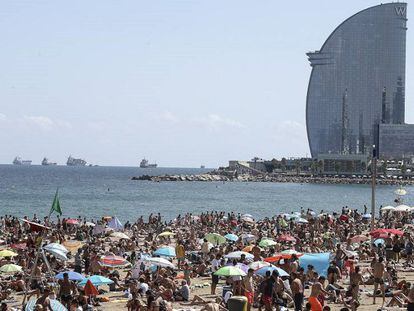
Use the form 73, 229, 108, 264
372, 256, 386, 306
242, 268, 254, 311
210, 254, 221, 295
308, 277, 328, 311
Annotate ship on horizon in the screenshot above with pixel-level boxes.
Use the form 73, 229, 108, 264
41, 157, 57, 166
140, 158, 157, 168
66, 156, 87, 166
13, 157, 32, 165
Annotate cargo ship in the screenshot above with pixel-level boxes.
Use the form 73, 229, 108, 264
41, 157, 57, 166
66, 156, 87, 166
140, 158, 157, 168
13, 157, 32, 165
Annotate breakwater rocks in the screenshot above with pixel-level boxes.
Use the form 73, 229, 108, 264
131, 174, 414, 185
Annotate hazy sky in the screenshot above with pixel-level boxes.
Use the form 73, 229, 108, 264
0, 1, 412, 167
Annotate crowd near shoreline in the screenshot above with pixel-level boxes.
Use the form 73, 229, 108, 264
1, 205, 414, 310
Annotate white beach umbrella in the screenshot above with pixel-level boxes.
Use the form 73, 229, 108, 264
143, 257, 175, 269
395, 204, 411, 212
224, 251, 254, 260
381, 205, 396, 211
43, 243, 68, 254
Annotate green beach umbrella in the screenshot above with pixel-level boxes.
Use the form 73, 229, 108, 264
205, 233, 226, 245
259, 239, 277, 248
214, 266, 246, 277
0, 264, 22, 274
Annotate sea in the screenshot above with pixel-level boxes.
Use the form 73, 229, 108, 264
0, 165, 412, 223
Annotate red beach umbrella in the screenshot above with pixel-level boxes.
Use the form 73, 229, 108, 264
370, 228, 403, 238
100, 255, 130, 268
349, 235, 369, 244
21, 219, 50, 232
10, 243, 27, 250
277, 235, 297, 243
66, 218, 80, 225
84, 279, 99, 296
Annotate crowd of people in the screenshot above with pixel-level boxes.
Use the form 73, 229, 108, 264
1, 206, 414, 310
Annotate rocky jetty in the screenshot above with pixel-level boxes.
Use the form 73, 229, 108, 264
131, 173, 414, 185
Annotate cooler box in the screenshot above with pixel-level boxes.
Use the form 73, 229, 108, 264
228, 295, 247, 311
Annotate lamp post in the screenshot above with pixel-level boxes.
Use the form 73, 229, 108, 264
371, 145, 377, 230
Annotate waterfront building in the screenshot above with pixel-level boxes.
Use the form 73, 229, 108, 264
306, 3, 409, 158
317, 154, 368, 175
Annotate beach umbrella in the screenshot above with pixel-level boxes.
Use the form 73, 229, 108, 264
278, 235, 297, 243
281, 249, 303, 256
84, 222, 96, 227
214, 266, 246, 277
84, 279, 99, 296
295, 218, 309, 224
154, 246, 176, 257
110, 232, 130, 240
10, 243, 27, 250
66, 218, 79, 225
249, 261, 271, 270
374, 239, 385, 247
45, 248, 68, 261
205, 233, 226, 245
395, 188, 407, 196
339, 215, 349, 221
241, 234, 257, 243
259, 239, 277, 248
362, 214, 372, 219
224, 251, 254, 260
349, 235, 369, 243
282, 213, 299, 220
55, 271, 85, 282
79, 275, 114, 286
242, 245, 262, 253
370, 228, 404, 238
381, 205, 396, 211
241, 216, 255, 223
255, 266, 289, 277
25, 298, 67, 311
242, 214, 253, 218
224, 233, 239, 242
0, 249, 18, 257
100, 255, 130, 268
44, 243, 69, 254
62, 240, 83, 253
395, 205, 411, 212
226, 262, 249, 273
21, 219, 51, 232
108, 216, 123, 231
0, 264, 22, 274
158, 231, 175, 238
143, 257, 176, 269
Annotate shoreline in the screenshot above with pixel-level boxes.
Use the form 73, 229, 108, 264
132, 173, 414, 186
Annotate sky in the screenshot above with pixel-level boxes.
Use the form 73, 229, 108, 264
0, 1, 412, 167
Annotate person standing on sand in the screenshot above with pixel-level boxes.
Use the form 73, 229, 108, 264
291, 271, 304, 311
175, 240, 185, 268
372, 256, 386, 306
242, 268, 254, 311
210, 254, 221, 295
309, 276, 328, 311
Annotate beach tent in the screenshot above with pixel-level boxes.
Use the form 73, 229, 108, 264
108, 216, 123, 231
299, 253, 330, 277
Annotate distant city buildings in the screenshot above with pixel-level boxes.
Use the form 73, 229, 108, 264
306, 2, 413, 159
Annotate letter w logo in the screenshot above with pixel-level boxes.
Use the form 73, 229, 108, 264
395, 6, 406, 16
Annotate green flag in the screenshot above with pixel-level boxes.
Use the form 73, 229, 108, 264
50, 189, 62, 216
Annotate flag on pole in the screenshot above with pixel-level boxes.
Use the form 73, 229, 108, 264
50, 189, 62, 216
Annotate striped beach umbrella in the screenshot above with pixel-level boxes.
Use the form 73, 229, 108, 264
100, 255, 130, 268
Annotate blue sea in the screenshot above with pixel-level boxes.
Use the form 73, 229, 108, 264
0, 165, 412, 222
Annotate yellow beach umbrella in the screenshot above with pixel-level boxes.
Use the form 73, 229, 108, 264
0, 250, 18, 257
62, 240, 83, 253
158, 231, 175, 238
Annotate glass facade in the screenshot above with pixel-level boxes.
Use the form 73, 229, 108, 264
379, 124, 414, 158
306, 3, 407, 157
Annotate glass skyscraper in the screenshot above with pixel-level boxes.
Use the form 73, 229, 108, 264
306, 3, 407, 157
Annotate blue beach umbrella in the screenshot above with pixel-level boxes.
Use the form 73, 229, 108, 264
154, 246, 176, 257
78, 275, 114, 286
255, 266, 289, 277
224, 233, 239, 242
25, 298, 67, 311
55, 271, 85, 282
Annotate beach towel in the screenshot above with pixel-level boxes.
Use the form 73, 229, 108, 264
299, 253, 330, 277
